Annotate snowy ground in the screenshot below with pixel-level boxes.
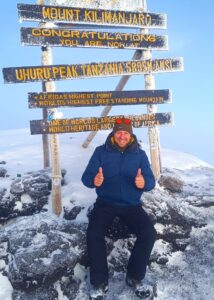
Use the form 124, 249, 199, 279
0, 128, 214, 300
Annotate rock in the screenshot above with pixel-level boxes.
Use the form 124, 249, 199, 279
0, 167, 7, 177
12, 286, 58, 300
0, 193, 17, 223
10, 179, 25, 196
0, 188, 7, 201
0, 170, 52, 223
0, 167, 67, 223
0, 213, 87, 291
61, 168, 67, 178
22, 172, 51, 198
64, 206, 82, 220
142, 187, 207, 265
156, 255, 169, 265
60, 275, 81, 300
160, 224, 191, 252
158, 175, 184, 193
0, 161, 6, 164
1, 165, 212, 299
108, 239, 134, 273
0, 193, 48, 224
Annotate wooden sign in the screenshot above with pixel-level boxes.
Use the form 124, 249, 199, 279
28, 89, 171, 108
17, 3, 167, 29
30, 112, 173, 134
3, 57, 184, 84
21, 27, 168, 51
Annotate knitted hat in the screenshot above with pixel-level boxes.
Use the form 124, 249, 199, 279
113, 118, 133, 135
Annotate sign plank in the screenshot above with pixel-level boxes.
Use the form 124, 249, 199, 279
28, 89, 171, 108
17, 3, 167, 29
21, 27, 168, 50
30, 113, 173, 134
3, 57, 184, 84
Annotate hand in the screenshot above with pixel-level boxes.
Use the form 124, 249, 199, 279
94, 167, 104, 187
135, 168, 145, 189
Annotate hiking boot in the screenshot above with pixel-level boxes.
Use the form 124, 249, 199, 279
89, 283, 109, 300
126, 275, 151, 298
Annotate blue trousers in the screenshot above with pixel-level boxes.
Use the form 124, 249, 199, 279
87, 200, 156, 285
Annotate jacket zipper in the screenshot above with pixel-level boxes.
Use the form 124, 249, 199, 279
119, 151, 124, 201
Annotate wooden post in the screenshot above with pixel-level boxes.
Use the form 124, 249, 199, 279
50, 132, 62, 216
144, 59, 162, 179
37, 0, 50, 168
38, 0, 62, 216
43, 47, 62, 216
41, 48, 50, 168
142, 0, 161, 179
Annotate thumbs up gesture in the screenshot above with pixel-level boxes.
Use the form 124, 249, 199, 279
135, 168, 145, 189
94, 167, 104, 187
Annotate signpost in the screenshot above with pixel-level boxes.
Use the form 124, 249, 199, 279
21, 27, 168, 51
28, 89, 171, 108
18, 3, 167, 29
2, 0, 184, 215
3, 57, 183, 83
30, 112, 173, 134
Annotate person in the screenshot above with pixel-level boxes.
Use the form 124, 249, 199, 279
81, 117, 156, 299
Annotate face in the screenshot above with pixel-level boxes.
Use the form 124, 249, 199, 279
114, 131, 131, 148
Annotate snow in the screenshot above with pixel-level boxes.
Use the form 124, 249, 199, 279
54, 281, 69, 300
0, 127, 214, 300
161, 148, 211, 170
0, 274, 13, 300
50, 0, 142, 11
73, 263, 87, 282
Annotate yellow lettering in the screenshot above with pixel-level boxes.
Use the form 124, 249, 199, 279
52, 67, 60, 78
132, 14, 138, 25
131, 62, 137, 73
84, 10, 93, 22
103, 11, 112, 23
91, 64, 99, 76
111, 12, 119, 24
126, 62, 132, 73
146, 60, 153, 72
42, 7, 50, 19
118, 12, 125, 24
59, 66, 67, 78
32, 28, 41, 36
71, 30, 80, 39
61, 30, 70, 38
15, 69, 24, 81
149, 35, 156, 42
36, 68, 44, 80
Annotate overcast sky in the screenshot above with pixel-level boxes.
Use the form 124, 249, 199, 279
0, 0, 214, 165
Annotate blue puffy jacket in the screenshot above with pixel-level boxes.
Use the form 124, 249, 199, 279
81, 133, 155, 206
